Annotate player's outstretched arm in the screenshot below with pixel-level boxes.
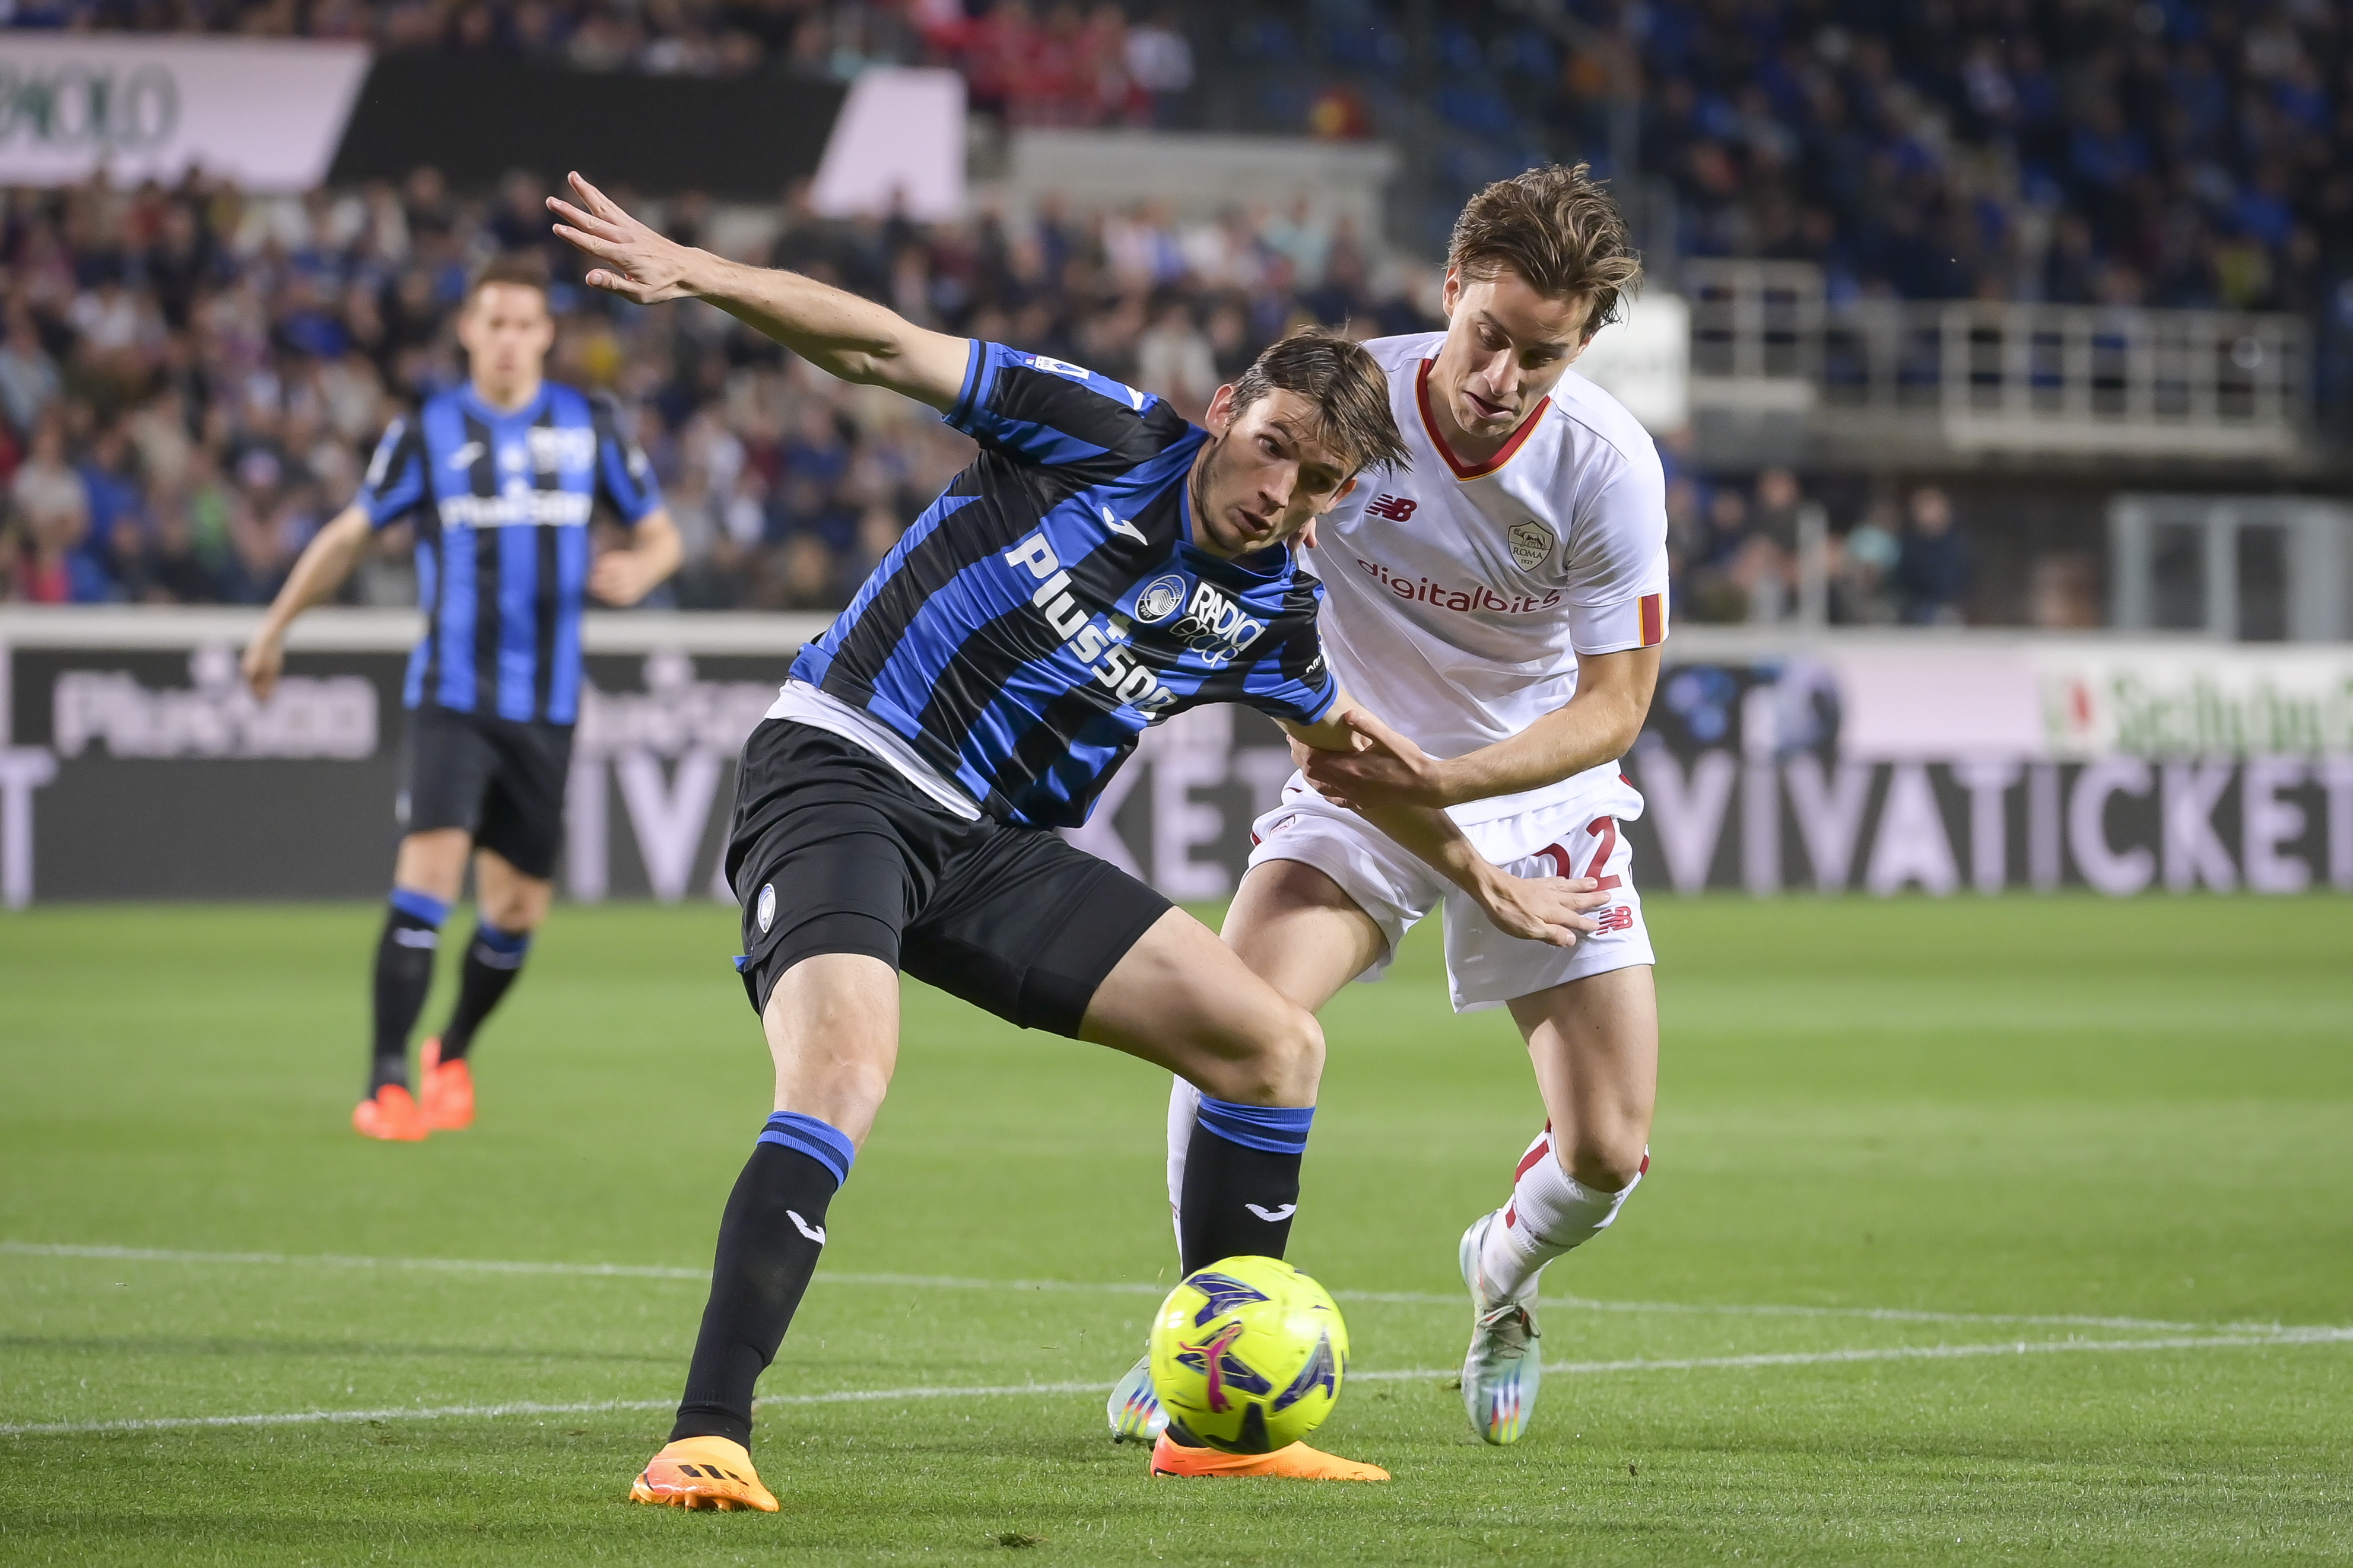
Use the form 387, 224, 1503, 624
1280, 699, 1606, 950
240, 503, 373, 700
548, 173, 971, 411
1300, 645, 1662, 811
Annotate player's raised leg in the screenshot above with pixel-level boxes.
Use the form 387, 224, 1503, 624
355, 827, 471, 1141
1461, 963, 1656, 1444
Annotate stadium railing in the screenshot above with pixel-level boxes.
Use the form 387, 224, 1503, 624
1685, 260, 2312, 468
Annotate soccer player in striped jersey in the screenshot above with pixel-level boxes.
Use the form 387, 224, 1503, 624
242, 255, 682, 1142
548, 171, 1605, 1505
1136, 166, 1670, 1449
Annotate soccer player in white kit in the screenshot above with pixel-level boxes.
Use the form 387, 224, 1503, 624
1116, 164, 1665, 1451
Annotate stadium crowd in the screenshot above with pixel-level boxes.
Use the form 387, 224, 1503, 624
24, 0, 2328, 621
34, 1, 2351, 313
0, 167, 1441, 611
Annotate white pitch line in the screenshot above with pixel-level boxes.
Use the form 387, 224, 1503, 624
0, 1379, 1113, 1439
2, 1240, 2323, 1340
9, 1331, 2348, 1439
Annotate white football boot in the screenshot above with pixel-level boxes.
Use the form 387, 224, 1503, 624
1458, 1210, 1542, 1445
1107, 1348, 1167, 1443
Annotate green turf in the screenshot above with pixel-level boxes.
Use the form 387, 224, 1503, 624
2, 895, 2349, 1565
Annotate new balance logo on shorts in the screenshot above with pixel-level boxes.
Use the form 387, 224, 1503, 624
1366, 493, 1418, 521
1592, 905, 1636, 934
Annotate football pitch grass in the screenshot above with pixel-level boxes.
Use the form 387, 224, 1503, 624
2, 896, 2349, 1564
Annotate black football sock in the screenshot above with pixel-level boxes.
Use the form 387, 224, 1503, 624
670, 1113, 858, 1449
369, 888, 449, 1094
436, 921, 531, 1061
1164, 1096, 1313, 1448
1176, 1096, 1313, 1276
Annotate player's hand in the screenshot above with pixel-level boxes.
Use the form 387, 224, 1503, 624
549, 172, 702, 305
240, 630, 285, 701
1300, 707, 1455, 810
589, 547, 663, 606
1472, 870, 1608, 949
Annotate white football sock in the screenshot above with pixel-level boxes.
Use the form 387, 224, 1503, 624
1166, 1077, 1201, 1251
1476, 1123, 1644, 1302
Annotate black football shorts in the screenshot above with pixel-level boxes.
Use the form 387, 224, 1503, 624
401, 702, 574, 880
725, 720, 1172, 1037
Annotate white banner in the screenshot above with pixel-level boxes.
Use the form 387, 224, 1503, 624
1815, 640, 2353, 760
0, 35, 370, 191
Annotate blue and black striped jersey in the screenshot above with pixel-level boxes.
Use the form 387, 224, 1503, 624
791, 341, 1338, 830
358, 381, 662, 724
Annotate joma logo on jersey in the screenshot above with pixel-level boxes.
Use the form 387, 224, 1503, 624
1366, 493, 1418, 521
1169, 581, 1266, 669
1002, 532, 1177, 714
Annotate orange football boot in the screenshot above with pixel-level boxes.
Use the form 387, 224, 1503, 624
1149, 1434, 1389, 1481
628, 1436, 779, 1512
352, 1083, 429, 1141
418, 1038, 473, 1131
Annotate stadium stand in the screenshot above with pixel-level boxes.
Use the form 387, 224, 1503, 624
5, 1, 2346, 625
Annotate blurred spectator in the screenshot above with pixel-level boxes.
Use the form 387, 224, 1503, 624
0, 301, 62, 435
1895, 487, 1970, 626
9, 415, 88, 604
1685, 486, 1752, 624
1136, 292, 1217, 420
1831, 502, 1901, 626
2028, 551, 2103, 630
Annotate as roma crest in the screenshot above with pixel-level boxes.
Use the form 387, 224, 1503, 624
1507, 518, 1555, 571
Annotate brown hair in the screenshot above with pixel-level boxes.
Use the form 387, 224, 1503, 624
1449, 163, 1641, 339
1228, 326, 1409, 476
465, 252, 552, 304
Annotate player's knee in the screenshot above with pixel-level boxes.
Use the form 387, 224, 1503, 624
1197, 1001, 1322, 1106
1556, 1128, 1646, 1194
1274, 1003, 1325, 1096
480, 883, 549, 933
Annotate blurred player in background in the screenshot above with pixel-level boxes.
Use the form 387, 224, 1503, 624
546, 170, 1605, 1507
1124, 164, 1665, 1449
242, 255, 682, 1142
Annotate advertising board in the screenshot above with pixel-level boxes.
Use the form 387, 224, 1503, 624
2, 611, 2348, 907
0, 35, 370, 190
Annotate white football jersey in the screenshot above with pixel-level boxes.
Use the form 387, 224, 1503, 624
1302, 331, 1669, 823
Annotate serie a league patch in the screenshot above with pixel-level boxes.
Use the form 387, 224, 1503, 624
757, 883, 776, 934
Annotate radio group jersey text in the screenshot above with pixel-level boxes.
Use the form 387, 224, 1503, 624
358, 382, 663, 724
785, 341, 1337, 829
1250, 331, 1671, 1012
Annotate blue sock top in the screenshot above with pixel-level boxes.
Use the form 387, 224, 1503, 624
389, 887, 451, 927
1194, 1096, 1316, 1156
475, 922, 531, 955
758, 1111, 856, 1187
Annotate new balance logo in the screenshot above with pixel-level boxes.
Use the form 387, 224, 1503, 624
1245, 1203, 1296, 1222
1366, 493, 1418, 521
787, 1210, 826, 1244
1592, 905, 1636, 934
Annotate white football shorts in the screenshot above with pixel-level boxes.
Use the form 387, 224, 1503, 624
1246, 772, 1656, 1013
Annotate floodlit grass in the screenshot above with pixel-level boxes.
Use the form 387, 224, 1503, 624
2, 895, 2349, 1564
